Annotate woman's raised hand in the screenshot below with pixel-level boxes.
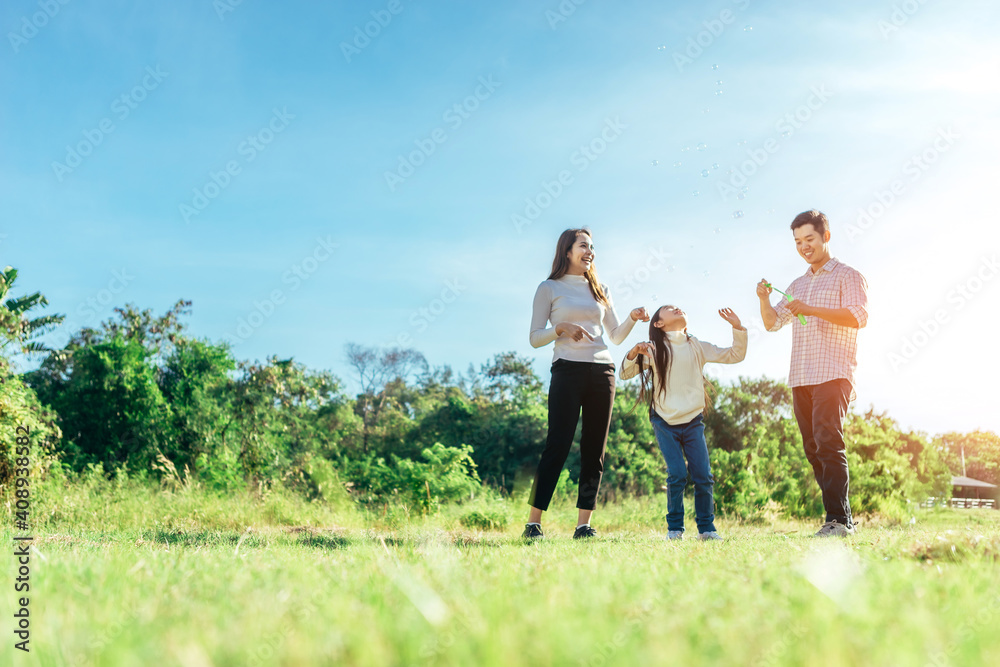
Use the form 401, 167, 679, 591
718, 308, 743, 329
630, 307, 650, 322
555, 322, 595, 342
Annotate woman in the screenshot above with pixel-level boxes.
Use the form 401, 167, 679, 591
523, 228, 649, 539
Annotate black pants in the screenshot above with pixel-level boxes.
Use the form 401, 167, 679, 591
792, 379, 853, 526
529, 359, 616, 511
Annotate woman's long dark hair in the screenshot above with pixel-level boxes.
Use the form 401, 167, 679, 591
548, 228, 609, 306
626, 306, 711, 416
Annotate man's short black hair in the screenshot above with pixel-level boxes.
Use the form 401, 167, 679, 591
790, 209, 829, 236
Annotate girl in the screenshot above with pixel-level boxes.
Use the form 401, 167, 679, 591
620, 305, 747, 540
523, 228, 649, 539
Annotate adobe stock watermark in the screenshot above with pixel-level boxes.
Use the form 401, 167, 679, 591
879, 0, 934, 39
510, 116, 628, 234
671, 0, 750, 73
225, 235, 338, 344
340, 0, 406, 63
384, 75, 501, 192
66, 601, 142, 667
545, 0, 588, 29
846, 126, 958, 243
51, 65, 169, 182
179, 107, 294, 223
578, 592, 663, 667
610, 246, 673, 301
716, 84, 833, 202
887, 254, 998, 371
751, 624, 808, 667
8, 0, 72, 54
385, 278, 467, 349
76, 268, 135, 322
213, 0, 246, 21
924, 593, 1000, 667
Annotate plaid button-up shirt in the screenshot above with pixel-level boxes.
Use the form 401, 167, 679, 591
768, 257, 869, 391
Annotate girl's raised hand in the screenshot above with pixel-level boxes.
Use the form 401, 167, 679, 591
718, 308, 743, 329
630, 307, 650, 322
632, 342, 655, 358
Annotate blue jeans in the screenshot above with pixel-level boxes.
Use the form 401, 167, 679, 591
650, 411, 716, 533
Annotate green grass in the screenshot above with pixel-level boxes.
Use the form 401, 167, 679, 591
4, 483, 1000, 666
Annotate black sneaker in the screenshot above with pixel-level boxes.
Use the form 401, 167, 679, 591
573, 525, 597, 539
522, 523, 544, 539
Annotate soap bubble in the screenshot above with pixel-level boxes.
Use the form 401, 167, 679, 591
765, 208, 776, 214
701, 169, 710, 177
681, 146, 691, 152
716, 80, 723, 86
673, 161, 682, 167
692, 190, 700, 196
737, 193, 746, 200
780, 130, 791, 138
696, 143, 707, 151
732, 210, 744, 219
712, 163, 719, 170
712, 64, 719, 70
702, 107, 711, 114
743, 25, 753, 32
703, 270, 711, 277
657, 44, 668, 51
715, 89, 723, 96
736, 140, 747, 146
651, 160, 659, 166
714, 227, 722, 234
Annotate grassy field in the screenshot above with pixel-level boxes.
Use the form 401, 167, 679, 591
3, 483, 1000, 666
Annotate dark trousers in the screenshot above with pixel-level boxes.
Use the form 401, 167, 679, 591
792, 378, 853, 526
529, 359, 616, 511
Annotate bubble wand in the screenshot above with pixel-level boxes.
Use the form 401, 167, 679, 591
765, 283, 807, 325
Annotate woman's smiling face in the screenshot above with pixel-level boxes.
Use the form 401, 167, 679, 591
565, 232, 595, 274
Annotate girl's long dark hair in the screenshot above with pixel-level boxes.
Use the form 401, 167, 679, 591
548, 228, 609, 306
626, 306, 711, 417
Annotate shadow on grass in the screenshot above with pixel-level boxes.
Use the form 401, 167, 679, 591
294, 532, 352, 549
149, 529, 267, 548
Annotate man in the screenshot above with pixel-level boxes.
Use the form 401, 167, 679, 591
757, 209, 869, 537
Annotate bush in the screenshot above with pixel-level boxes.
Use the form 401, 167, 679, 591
460, 508, 510, 531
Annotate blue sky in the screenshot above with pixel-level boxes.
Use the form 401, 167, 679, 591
3, 0, 999, 436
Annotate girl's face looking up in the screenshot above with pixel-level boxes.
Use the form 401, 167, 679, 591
653, 305, 687, 332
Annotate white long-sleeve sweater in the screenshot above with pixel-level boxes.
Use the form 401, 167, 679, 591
620, 328, 748, 425
529, 274, 636, 364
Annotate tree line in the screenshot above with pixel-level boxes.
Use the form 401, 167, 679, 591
1, 266, 997, 519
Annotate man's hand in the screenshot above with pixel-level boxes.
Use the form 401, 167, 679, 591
785, 300, 814, 317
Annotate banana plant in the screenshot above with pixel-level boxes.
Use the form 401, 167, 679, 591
0, 265, 65, 357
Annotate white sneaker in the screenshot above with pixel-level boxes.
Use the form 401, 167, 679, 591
814, 521, 855, 538
698, 531, 724, 541
666, 530, 684, 540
